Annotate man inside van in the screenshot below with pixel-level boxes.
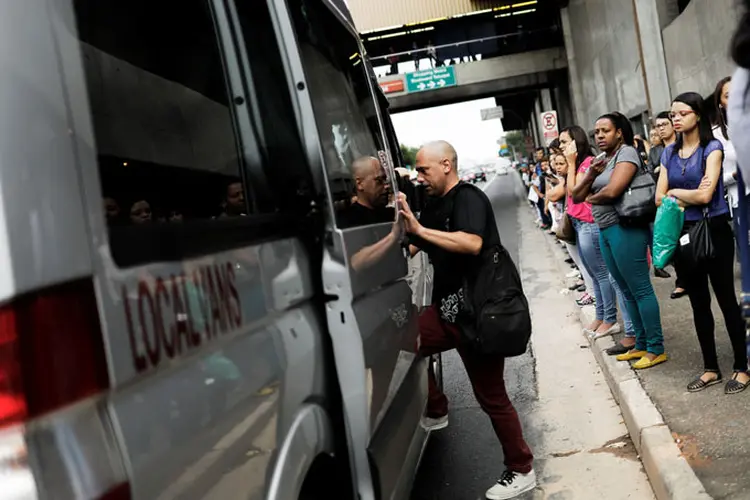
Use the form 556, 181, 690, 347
398, 141, 536, 500
340, 156, 394, 227
218, 181, 247, 218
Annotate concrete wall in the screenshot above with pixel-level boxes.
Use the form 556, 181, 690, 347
564, 0, 648, 128
661, 0, 741, 97
82, 43, 237, 174
563, 0, 740, 127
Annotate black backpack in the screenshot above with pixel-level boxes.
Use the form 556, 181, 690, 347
449, 184, 532, 357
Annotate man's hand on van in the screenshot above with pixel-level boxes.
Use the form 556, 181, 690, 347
398, 193, 423, 236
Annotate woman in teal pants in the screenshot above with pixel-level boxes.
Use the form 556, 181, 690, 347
571, 112, 666, 369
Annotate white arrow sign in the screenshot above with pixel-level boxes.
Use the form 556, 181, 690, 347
427, 81, 436, 89
437, 79, 446, 87
417, 82, 426, 90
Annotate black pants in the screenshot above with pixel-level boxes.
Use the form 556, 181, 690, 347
536, 198, 551, 227
675, 215, 747, 372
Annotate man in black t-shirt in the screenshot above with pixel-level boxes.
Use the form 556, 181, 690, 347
399, 141, 536, 500
339, 156, 394, 227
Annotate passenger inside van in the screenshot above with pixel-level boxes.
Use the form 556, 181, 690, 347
129, 200, 153, 225
103, 197, 124, 226
217, 181, 247, 218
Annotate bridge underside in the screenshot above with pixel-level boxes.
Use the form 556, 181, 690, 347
379, 48, 572, 138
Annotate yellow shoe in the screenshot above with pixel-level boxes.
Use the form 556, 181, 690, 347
633, 353, 668, 369
616, 349, 648, 362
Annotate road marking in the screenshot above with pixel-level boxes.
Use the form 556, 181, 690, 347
202, 413, 278, 498
157, 393, 278, 500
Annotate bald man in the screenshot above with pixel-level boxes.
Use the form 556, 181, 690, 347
399, 140, 536, 499
339, 156, 394, 227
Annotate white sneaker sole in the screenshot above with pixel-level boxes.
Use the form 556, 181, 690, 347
422, 419, 449, 432
485, 479, 537, 500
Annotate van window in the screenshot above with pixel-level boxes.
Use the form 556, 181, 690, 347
231, 0, 315, 215
289, 0, 394, 228
72, 1, 297, 265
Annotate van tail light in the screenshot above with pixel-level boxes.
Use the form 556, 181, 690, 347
0, 279, 130, 499
0, 279, 110, 428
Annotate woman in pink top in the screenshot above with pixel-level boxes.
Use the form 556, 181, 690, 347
561, 126, 635, 348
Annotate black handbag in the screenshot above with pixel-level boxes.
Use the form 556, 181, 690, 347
613, 148, 657, 227
458, 244, 532, 357
683, 209, 715, 265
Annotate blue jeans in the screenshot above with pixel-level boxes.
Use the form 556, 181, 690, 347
572, 218, 634, 335
599, 224, 665, 355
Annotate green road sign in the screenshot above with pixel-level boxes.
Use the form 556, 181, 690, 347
405, 67, 457, 93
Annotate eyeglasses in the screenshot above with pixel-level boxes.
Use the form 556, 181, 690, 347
655, 122, 671, 129
669, 110, 695, 120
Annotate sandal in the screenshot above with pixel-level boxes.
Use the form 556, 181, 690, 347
725, 371, 750, 395
687, 370, 722, 392
576, 294, 595, 306
670, 288, 687, 299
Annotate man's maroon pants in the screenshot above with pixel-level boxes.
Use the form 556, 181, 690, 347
419, 305, 533, 474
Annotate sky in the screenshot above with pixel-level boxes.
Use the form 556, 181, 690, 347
391, 97, 505, 168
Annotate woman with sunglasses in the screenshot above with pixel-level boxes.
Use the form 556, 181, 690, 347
656, 92, 748, 394
571, 112, 665, 369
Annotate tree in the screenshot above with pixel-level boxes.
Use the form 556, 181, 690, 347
503, 131, 526, 158
400, 144, 420, 168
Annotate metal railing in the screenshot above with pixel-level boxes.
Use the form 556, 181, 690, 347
367, 27, 554, 62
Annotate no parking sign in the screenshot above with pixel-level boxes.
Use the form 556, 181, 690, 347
541, 110, 559, 147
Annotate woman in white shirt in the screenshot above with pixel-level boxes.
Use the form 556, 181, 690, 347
713, 77, 739, 253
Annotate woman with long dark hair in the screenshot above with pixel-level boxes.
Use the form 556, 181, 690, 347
656, 92, 748, 393
561, 126, 634, 344
571, 112, 665, 369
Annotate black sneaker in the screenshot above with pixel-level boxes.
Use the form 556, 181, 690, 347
606, 342, 632, 356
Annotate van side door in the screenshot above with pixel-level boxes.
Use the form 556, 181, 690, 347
272, 1, 430, 498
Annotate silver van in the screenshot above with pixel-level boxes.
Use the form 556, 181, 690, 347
0, 0, 433, 499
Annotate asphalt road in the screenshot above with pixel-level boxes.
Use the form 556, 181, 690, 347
410, 173, 538, 500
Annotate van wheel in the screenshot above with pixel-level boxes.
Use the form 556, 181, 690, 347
298, 454, 353, 500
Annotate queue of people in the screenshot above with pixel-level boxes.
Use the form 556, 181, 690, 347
519, 74, 750, 394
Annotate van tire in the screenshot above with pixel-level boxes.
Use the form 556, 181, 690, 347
298, 453, 353, 500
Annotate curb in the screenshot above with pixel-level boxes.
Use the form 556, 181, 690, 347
539, 218, 712, 500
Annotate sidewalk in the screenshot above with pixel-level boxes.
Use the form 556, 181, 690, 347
635, 267, 749, 500
516, 198, 655, 499
538, 212, 750, 499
